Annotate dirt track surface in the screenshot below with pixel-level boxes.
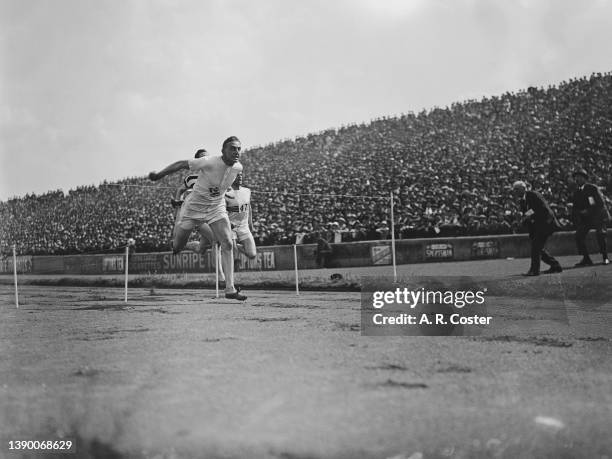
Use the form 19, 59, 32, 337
1, 257, 611, 459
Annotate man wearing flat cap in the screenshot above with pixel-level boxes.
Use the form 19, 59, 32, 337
513, 181, 562, 276
571, 168, 610, 266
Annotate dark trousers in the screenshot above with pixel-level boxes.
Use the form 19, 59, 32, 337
575, 221, 608, 260
530, 232, 560, 273
316, 251, 331, 268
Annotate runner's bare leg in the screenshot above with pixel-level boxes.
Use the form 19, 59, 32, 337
209, 217, 235, 293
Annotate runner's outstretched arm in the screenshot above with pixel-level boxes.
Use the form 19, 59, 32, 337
149, 160, 190, 181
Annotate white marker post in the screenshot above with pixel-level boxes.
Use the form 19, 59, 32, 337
13, 244, 19, 309
215, 245, 220, 298
390, 191, 397, 283
293, 244, 300, 296
124, 245, 129, 303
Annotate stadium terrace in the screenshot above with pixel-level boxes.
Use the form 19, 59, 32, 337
2, 72, 612, 256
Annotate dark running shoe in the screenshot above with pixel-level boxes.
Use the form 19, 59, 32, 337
574, 258, 594, 267
225, 290, 247, 301
523, 271, 539, 277
543, 265, 563, 274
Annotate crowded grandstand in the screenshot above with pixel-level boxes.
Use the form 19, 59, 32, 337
2, 72, 612, 256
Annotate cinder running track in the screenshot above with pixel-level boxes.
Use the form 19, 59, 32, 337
1, 256, 611, 459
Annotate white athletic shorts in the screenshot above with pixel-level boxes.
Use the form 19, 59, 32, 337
232, 224, 252, 242
177, 200, 228, 231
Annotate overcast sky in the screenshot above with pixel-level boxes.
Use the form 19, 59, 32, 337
1, 0, 611, 200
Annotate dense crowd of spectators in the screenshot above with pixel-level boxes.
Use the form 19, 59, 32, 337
2, 72, 612, 255
0, 180, 172, 255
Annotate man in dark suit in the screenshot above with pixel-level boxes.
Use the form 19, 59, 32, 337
571, 169, 610, 266
315, 231, 333, 268
513, 181, 563, 276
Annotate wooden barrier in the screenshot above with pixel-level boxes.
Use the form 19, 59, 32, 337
2, 231, 611, 275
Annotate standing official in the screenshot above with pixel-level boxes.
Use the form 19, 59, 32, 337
571, 169, 610, 266
513, 181, 563, 276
